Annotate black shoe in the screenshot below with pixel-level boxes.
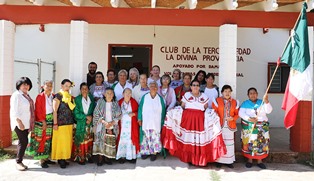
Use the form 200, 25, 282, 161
150, 155, 157, 161
257, 163, 266, 169
245, 162, 253, 168
119, 158, 125, 164
78, 161, 86, 165
215, 163, 222, 168
45, 160, 56, 165
59, 160, 66, 169
104, 158, 112, 165
97, 161, 103, 166
226, 164, 234, 168
87, 158, 94, 164
141, 155, 149, 160
128, 159, 136, 164
41, 162, 49, 168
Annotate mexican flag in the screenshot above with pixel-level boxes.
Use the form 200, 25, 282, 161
281, 2, 313, 129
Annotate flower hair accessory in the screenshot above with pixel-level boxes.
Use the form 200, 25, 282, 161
71, 81, 75, 87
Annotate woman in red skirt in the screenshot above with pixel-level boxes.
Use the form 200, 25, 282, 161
162, 79, 226, 166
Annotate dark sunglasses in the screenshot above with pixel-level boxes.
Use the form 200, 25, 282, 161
192, 84, 200, 87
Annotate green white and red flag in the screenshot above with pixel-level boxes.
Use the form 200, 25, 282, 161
281, 2, 313, 129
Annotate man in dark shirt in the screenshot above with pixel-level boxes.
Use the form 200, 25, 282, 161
87, 62, 97, 87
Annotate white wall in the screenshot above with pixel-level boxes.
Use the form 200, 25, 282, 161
15, 24, 295, 127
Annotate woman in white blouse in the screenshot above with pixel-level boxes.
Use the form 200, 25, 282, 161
10, 77, 34, 171
239, 87, 272, 169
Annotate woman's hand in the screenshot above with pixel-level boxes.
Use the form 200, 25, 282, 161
248, 117, 258, 124
42, 120, 47, 130
53, 124, 58, 130
263, 94, 269, 104
226, 117, 234, 122
17, 119, 25, 131
86, 116, 92, 124
105, 122, 113, 129
128, 112, 135, 117
138, 120, 142, 126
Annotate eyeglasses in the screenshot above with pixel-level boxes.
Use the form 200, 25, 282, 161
191, 84, 200, 87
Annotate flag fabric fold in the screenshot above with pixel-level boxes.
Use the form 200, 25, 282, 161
281, 2, 313, 129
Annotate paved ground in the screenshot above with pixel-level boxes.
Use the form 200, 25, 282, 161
0, 155, 313, 181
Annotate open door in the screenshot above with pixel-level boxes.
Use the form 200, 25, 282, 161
108, 44, 152, 76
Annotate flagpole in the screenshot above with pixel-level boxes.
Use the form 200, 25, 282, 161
250, 6, 304, 133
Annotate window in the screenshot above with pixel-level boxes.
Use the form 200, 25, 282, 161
268, 63, 290, 93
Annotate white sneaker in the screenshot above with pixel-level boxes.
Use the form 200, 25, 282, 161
16, 163, 26, 171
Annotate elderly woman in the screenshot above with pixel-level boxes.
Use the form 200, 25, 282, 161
138, 81, 166, 161
192, 70, 206, 92
113, 69, 133, 101
72, 83, 96, 165
89, 71, 108, 103
26, 80, 54, 168
147, 65, 161, 87
212, 85, 239, 169
174, 73, 192, 106
93, 87, 122, 166
116, 88, 139, 164
51, 79, 75, 169
239, 87, 272, 169
127, 67, 140, 88
132, 74, 150, 103
203, 73, 219, 109
10, 77, 34, 171
170, 69, 183, 89
158, 74, 176, 111
163, 79, 226, 166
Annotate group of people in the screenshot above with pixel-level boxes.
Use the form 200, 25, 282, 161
10, 62, 272, 172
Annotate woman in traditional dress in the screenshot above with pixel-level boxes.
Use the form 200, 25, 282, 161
132, 74, 150, 103
147, 65, 161, 87
212, 85, 239, 168
163, 79, 226, 166
174, 73, 192, 106
113, 69, 133, 101
89, 71, 108, 103
93, 87, 122, 166
127, 67, 140, 88
192, 70, 206, 92
26, 80, 54, 168
116, 88, 139, 164
72, 83, 96, 165
239, 87, 272, 169
10, 77, 34, 171
158, 74, 176, 111
203, 73, 219, 109
170, 69, 183, 89
138, 81, 166, 161
51, 79, 75, 169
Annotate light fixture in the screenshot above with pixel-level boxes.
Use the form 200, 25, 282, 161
272, 0, 278, 10
232, 0, 238, 9
111, 55, 133, 58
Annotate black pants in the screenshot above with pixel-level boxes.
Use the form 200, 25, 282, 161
14, 126, 29, 163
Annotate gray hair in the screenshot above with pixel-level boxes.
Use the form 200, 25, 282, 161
149, 81, 158, 87
128, 67, 140, 83
118, 69, 128, 76
123, 88, 132, 94
43, 80, 53, 85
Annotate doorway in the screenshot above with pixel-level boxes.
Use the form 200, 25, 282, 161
108, 44, 152, 76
